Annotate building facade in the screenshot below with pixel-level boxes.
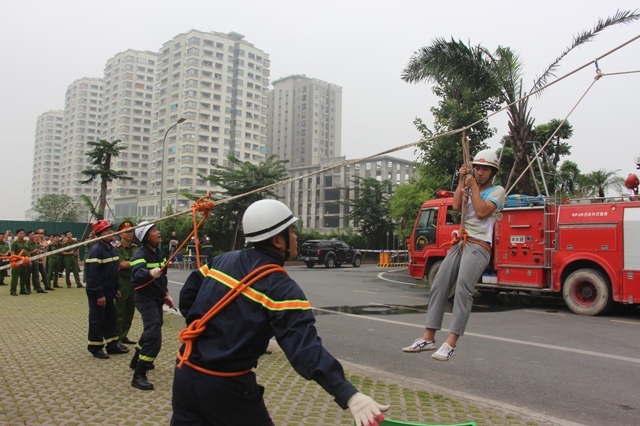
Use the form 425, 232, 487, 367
128, 29, 271, 219
274, 155, 414, 232
59, 77, 104, 221
267, 75, 342, 168
31, 110, 64, 207
101, 49, 158, 219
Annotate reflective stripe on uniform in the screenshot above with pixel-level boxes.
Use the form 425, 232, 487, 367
139, 354, 156, 362
198, 265, 311, 311
130, 259, 166, 268
85, 256, 120, 264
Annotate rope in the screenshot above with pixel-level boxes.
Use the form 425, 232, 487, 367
1, 35, 638, 272
176, 264, 285, 375
440, 229, 491, 254
134, 193, 215, 291
0, 249, 32, 269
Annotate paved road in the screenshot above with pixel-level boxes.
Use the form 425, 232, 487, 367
168, 263, 640, 426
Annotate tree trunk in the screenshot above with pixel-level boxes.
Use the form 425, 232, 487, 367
507, 98, 536, 194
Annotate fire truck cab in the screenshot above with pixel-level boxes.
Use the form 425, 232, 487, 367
407, 191, 640, 315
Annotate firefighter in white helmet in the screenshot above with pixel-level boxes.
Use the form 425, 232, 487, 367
403, 149, 505, 360
129, 221, 172, 390
172, 199, 390, 426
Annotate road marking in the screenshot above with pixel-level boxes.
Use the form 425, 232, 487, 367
168, 279, 184, 286
399, 295, 429, 301
354, 290, 377, 294
524, 310, 566, 316
312, 307, 640, 365
377, 270, 418, 285
611, 319, 640, 326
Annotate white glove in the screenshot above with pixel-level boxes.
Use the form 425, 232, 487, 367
347, 392, 390, 426
164, 295, 175, 309
150, 267, 162, 278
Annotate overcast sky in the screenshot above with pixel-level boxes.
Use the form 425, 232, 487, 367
1, 0, 639, 220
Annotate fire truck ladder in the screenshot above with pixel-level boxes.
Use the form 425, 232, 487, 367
542, 198, 556, 289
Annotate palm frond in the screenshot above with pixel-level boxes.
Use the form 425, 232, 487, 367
532, 9, 640, 92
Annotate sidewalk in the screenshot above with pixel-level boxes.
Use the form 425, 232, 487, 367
0, 286, 565, 425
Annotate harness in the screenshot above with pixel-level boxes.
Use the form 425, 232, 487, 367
176, 263, 287, 377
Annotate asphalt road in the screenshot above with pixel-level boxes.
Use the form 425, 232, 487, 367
167, 263, 640, 426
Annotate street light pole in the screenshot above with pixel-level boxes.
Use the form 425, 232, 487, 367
159, 117, 186, 218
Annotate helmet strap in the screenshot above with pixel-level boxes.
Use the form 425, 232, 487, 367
279, 228, 290, 261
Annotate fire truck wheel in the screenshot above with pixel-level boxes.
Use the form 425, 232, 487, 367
562, 268, 614, 316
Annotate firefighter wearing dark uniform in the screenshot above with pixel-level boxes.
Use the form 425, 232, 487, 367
85, 220, 130, 359
130, 221, 171, 391
171, 199, 390, 426
83, 233, 97, 284
201, 237, 214, 263
115, 221, 138, 345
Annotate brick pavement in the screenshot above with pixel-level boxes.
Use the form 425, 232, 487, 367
0, 281, 566, 425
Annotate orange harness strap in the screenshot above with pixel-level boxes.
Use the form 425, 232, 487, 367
440, 229, 491, 253
176, 264, 286, 377
135, 194, 215, 291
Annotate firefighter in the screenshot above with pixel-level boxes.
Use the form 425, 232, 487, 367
83, 232, 97, 284
129, 221, 171, 391
46, 234, 63, 288
201, 236, 214, 263
402, 149, 506, 361
171, 199, 389, 426
115, 221, 138, 345
85, 220, 130, 359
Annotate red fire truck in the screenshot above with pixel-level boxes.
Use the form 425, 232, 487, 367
407, 190, 640, 315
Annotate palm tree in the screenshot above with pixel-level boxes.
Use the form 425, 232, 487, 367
580, 169, 625, 198
81, 139, 133, 220
402, 9, 639, 194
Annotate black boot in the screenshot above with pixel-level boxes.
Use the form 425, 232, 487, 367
131, 362, 154, 391
129, 348, 139, 369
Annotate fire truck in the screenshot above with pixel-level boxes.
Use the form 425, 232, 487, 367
407, 190, 640, 315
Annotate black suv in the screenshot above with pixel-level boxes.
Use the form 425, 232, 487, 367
298, 239, 362, 268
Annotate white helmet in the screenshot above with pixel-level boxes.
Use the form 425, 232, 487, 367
243, 199, 298, 243
135, 221, 156, 242
472, 149, 499, 170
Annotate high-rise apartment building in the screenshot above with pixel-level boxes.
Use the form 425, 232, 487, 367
101, 49, 158, 219
31, 110, 64, 207
276, 155, 414, 231
132, 29, 270, 218
59, 77, 104, 219
267, 75, 342, 168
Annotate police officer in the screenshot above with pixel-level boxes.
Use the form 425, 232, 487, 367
172, 199, 389, 426
46, 234, 63, 288
115, 221, 137, 345
25, 231, 47, 294
10, 229, 30, 296
0, 233, 9, 286
62, 231, 82, 288
130, 221, 171, 390
85, 220, 130, 359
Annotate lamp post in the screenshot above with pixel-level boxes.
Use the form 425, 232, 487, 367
159, 117, 186, 218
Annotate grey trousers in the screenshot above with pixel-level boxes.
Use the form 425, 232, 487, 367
425, 241, 490, 336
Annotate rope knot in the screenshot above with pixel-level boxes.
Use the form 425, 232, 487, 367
9, 250, 31, 269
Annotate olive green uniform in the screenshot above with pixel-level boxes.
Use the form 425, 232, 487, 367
0, 241, 9, 285
46, 242, 63, 288
116, 242, 137, 342
62, 240, 82, 288
26, 240, 45, 293
10, 239, 30, 295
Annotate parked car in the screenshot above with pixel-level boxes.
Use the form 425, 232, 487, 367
298, 239, 362, 268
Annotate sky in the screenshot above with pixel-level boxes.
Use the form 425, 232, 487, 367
1, 0, 639, 220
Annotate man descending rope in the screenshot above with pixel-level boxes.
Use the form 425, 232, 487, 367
171, 199, 389, 426
403, 149, 505, 361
